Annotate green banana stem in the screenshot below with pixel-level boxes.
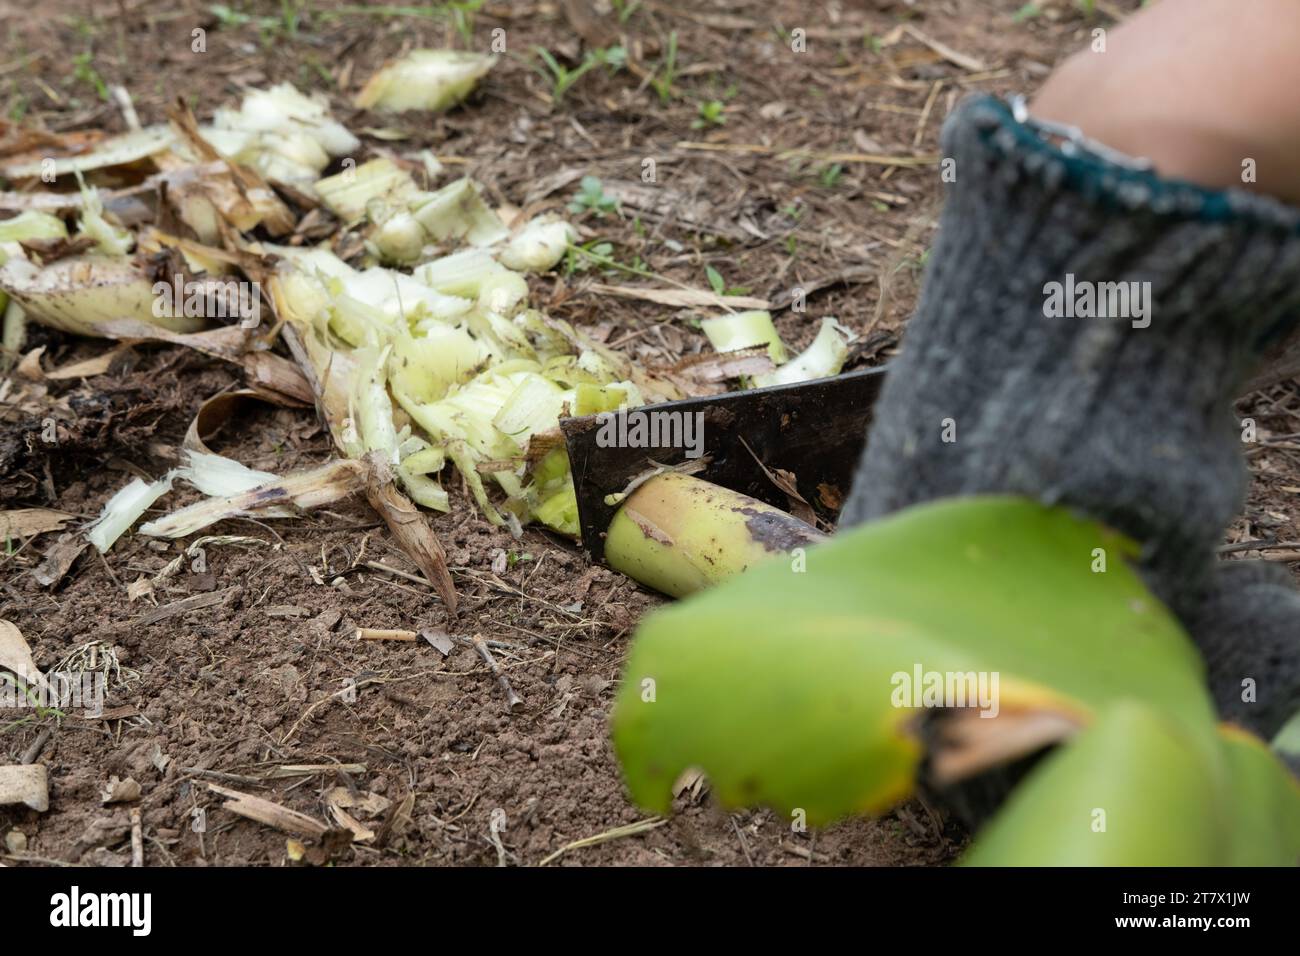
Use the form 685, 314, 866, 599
604, 472, 825, 598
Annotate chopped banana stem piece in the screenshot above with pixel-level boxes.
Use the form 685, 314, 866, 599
87, 472, 178, 553
410, 178, 509, 247
604, 472, 825, 598
754, 318, 851, 388
355, 50, 496, 114
0, 256, 204, 336
701, 310, 788, 364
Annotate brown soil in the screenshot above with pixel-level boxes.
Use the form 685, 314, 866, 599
2, 0, 1293, 867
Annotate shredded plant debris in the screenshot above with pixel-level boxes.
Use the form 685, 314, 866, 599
0, 60, 843, 569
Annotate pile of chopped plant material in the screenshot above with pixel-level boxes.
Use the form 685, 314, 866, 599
0, 50, 851, 607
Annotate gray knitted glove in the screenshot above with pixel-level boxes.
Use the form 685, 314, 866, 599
1195, 561, 1300, 738
841, 94, 1300, 741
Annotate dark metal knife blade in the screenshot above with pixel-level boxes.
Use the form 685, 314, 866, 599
560, 366, 888, 562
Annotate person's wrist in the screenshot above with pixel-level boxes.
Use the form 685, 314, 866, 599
1027, 0, 1300, 203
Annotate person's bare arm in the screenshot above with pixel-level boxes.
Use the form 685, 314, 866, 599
1031, 0, 1300, 204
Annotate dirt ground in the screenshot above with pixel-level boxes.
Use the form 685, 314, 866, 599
1, 0, 1295, 867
